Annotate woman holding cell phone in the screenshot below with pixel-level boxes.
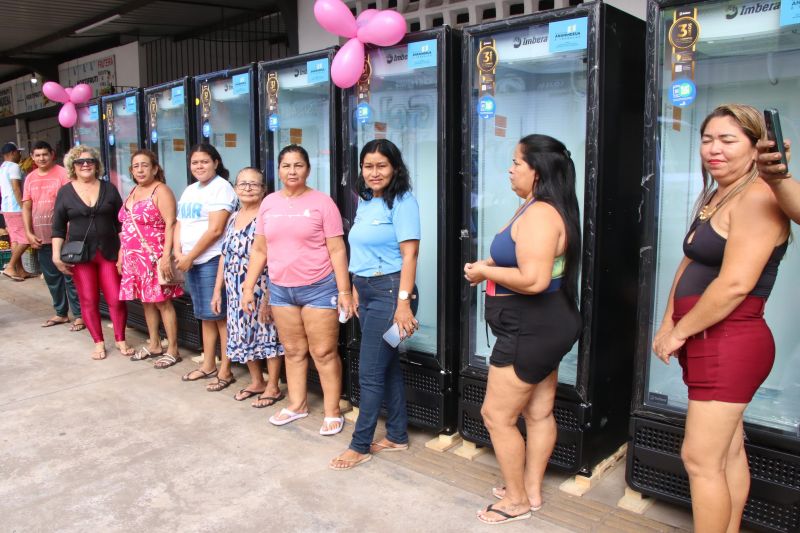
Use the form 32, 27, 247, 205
329, 139, 420, 471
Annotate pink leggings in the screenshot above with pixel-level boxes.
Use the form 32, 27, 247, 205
72, 251, 128, 343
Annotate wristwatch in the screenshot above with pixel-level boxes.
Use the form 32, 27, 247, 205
398, 290, 410, 301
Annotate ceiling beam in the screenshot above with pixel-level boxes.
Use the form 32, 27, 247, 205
171, 3, 284, 42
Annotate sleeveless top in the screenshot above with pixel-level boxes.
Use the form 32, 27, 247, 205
675, 217, 787, 299
488, 199, 565, 296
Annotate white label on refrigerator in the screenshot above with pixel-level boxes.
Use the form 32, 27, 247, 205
493, 25, 552, 62
370, 45, 411, 77
697, 1, 781, 39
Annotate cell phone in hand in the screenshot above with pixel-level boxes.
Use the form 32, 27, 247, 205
382, 323, 402, 348
764, 108, 788, 168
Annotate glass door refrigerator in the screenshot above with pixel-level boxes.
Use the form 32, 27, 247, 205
258, 49, 344, 393
628, 2, 800, 530
102, 90, 144, 199
141, 77, 203, 351
343, 27, 462, 433
458, 2, 646, 474
194, 65, 258, 177
71, 100, 104, 158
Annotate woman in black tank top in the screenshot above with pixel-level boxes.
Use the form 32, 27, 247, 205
652, 104, 790, 533
465, 135, 581, 524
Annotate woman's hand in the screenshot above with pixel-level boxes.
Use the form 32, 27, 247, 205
258, 300, 273, 324
464, 261, 488, 286
241, 285, 256, 316
210, 289, 223, 315
652, 324, 686, 365
158, 255, 173, 282
352, 285, 360, 319
54, 257, 73, 276
756, 138, 792, 182
394, 302, 419, 339
338, 292, 355, 321
174, 252, 192, 272
116, 258, 123, 275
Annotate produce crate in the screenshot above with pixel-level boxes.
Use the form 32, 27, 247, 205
0, 250, 10, 270
22, 249, 40, 275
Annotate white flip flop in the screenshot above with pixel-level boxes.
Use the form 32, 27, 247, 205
319, 416, 344, 436
269, 408, 309, 426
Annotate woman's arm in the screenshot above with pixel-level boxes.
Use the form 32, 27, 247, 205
394, 239, 420, 336
154, 186, 178, 278
210, 251, 226, 315
756, 139, 800, 222
175, 209, 231, 271
325, 235, 354, 317
241, 234, 268, 315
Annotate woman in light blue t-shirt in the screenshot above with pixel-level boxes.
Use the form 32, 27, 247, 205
330, 139, 420, 471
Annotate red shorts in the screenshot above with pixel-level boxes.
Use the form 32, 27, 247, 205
2, 212, 26, 244
672, 295, 774, 403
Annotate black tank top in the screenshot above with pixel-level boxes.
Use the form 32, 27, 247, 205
675, 218, 787, 299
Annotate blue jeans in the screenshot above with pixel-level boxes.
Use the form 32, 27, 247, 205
349, 272, 418, 454
38, 244, 81, 318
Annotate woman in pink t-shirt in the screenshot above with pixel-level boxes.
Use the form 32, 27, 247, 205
242, 145, 354, 435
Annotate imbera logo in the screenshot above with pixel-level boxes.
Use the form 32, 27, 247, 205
725, 1, 781, 19
385, 53, 407, 65
512, 35, 548, 48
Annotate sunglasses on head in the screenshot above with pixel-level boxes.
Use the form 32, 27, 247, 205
74, 158, 98, 167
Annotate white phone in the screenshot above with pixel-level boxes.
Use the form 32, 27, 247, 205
382, 323, 402, 348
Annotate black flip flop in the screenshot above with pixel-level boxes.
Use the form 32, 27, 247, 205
181, 368, 218, 382
252, 392, 286, 408
42, 318, 69, 328
234, 388, 264, 401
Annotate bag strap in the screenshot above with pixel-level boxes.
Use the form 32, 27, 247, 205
128, 211, 160, 264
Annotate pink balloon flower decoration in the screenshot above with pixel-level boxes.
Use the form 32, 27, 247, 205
314, 0, 407, 88
42, 82, 93, 128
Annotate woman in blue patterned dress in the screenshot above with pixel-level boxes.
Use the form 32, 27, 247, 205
211, 168, 284, 406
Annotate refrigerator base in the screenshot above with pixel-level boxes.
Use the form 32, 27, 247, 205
627, 416, 800, 533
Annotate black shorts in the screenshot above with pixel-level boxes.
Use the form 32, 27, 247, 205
485, 291, 581, 384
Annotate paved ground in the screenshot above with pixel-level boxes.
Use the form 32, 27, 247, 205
1, 276, 699, 532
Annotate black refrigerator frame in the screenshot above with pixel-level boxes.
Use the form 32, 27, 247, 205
193, 64, 259, 172
139, 77, 203, 351
101, 89, 145, 197
257, 48, 347, 396
71, 98, 105, 166
342, 26, 462, 433
457, 2, 646, 474
626, 1, 800, 531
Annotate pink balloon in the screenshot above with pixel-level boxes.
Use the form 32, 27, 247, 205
356, 9, 378, 27
331, 38, 365, 89
42, 82, 70, 104
314, 0, 357, 38
64, 87, 73, 97
357, 10, 407, 47
58, 102, 77, 128
70, 84, 93, 104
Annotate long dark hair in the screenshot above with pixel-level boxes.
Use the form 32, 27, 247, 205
519, 134, 582, 305
188, 143, 229, 180
357, 139, 412, 209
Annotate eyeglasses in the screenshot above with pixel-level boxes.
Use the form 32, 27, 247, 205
235, 182, 263, 191
74, 158, 98, 167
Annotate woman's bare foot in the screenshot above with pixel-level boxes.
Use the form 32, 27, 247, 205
115, 341, 135, 356
92, 342, 107, 360
370, 438, 409, 454
329, 449, 372, 470
491, 486, 542, 511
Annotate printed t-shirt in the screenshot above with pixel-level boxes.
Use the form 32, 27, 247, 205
256, 189, 344, 287
22, 165, 69, 243
177, 176, 237, 265
0, 161, 23, 213
348, 192, 421, 277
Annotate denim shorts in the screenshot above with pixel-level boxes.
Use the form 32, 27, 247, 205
268, 272, 338, 309
185, 255, 226, 320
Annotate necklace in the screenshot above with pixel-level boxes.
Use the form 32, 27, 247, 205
698, 172, 756, 222
283, 186, 309, 208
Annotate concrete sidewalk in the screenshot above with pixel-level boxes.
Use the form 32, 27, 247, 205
1, 277, 696, 532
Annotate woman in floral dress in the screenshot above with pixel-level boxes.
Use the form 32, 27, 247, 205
118, 149, 183, 367
211, 168, 284, 407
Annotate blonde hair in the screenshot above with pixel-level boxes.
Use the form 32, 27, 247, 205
64, 145, 104, 180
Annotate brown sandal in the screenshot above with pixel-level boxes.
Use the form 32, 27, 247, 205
206, 376, 236, 392
154, 353, 182, 369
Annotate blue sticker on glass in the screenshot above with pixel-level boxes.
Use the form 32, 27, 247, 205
232, 73, 250, 95
125, 96, 137, 112
781, 0, 800, 27
202, 121, 211, 139
88, 105, 99, 122
307, 59, 329, 84
477, 95, 496, 119
108, 134, 115, 147
548, 17, 588, 53
151, 130, 158, 144
268, 114, 279, 132
669, 79, 697, 108
171, 86, 184, 105
356, 102, 372, 124
408, 39, 438, 69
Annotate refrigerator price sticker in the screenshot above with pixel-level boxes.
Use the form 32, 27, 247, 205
232, 73, 250, 95
151, 130, 158, 144
268, 114, 279, 132
548, 17, 588, 53
202, 121, 211, 139
88, 105, 99, 121
408, 39, 437, 69
306, 59, 329, 84
125, 96, 137, 112
171, 86, 184, 105
669, 79, 697, 107
356, 102, 372, 124
781, 0, 800, 27
477, 95, 496, 119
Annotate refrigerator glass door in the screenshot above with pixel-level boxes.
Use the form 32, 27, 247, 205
109, 97, 140, 199
75, 104, 102, 151
201, 74, 253, 176
467, 22, 588, 386
152, 87, 190, 199
268, 61, 332, 195
645, 1, 800, 436
350, 42, 440, 356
